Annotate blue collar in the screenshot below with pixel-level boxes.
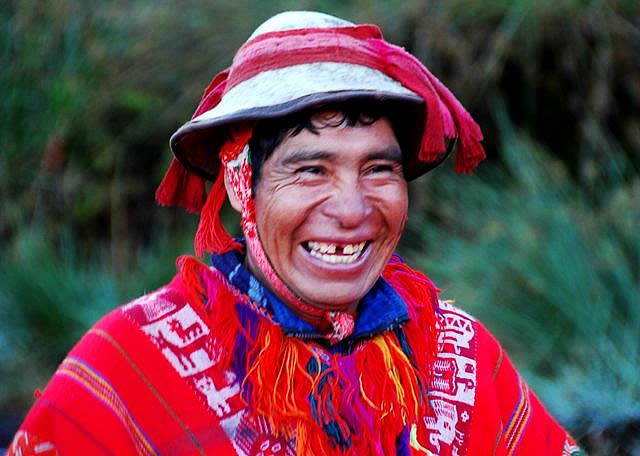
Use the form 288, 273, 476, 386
210, 248, 410, 342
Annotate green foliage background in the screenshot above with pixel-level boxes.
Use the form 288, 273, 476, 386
1, 0, 638, 453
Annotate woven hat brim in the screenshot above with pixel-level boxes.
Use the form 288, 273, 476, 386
171, 63, 454, 181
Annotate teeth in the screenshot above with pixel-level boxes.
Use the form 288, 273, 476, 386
309, 250, 360, 264
306, 241, 367, 264
308, 241, 336, 253
343, 242, 366, 255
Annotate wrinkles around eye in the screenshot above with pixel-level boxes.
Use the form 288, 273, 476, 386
271, 174, 304, 193
295, 166, 324, 175
367, 164, 394, 174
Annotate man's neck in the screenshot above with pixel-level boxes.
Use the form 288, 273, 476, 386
243, 251, 358, 332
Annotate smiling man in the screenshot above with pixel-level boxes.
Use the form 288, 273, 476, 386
10, 11, 582, 456
245, 111, 407, 318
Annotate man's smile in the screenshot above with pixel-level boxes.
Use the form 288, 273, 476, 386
303, 240, 369, 264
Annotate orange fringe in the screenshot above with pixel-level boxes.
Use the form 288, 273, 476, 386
178, 256, 440, 455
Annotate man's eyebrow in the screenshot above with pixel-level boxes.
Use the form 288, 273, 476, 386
366, 145, 402, 162
280, 146, 402, 166
280, 150, 333, 166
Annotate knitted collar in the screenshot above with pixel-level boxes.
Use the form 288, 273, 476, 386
211, 245, 410, 349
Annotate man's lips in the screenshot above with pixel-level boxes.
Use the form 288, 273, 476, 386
302, 240, 370, 264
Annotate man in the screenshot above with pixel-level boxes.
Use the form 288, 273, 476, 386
10, 11, 581, 455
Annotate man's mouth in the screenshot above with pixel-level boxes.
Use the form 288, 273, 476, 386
304, 241, 368, 264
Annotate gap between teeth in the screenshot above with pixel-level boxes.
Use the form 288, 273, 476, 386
307, 241, 366, 263
309, 250, 361, 264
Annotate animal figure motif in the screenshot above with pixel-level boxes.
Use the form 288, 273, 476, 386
424, 399, 458, 452
152, 331, 196, 372
193, 374, 240, 418
168, 318, 203, 343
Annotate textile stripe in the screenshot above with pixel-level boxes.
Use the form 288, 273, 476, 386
35, 397, 113, 455
57, 357, 156, 456
89, 328, 207, 456
492, 423, 503, 456
492, 346, 503, 381
504, 378, 531, 455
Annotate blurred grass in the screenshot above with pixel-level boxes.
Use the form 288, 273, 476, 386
0, 228, 195, 412
1, 0, 639, 452
402, 104, 639, 452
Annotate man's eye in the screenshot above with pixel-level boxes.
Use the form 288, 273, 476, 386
296, 166, 324, 175
366, 163, 396, 174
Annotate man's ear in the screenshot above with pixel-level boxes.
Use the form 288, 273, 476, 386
223, 170, 242, 213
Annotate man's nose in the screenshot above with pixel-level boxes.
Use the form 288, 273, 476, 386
321, 178, 372, 228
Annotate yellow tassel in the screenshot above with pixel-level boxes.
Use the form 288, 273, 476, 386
387, 338, 422, 416
374, 336, 407, 411
359, 373, 380, 410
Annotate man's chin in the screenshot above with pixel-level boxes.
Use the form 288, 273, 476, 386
292, 283, 371, 313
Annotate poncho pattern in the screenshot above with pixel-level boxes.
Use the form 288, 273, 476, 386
9, 253, 581, 455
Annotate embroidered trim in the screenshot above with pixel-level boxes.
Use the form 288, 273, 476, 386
420, 301, 477, 455
504, 377, 532, 456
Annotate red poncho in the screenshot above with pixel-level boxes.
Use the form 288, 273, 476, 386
9, 254, 580, 455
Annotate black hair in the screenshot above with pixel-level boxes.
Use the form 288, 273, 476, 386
248, 101, 404, 190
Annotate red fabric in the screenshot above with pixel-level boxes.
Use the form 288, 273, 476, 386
228, 24, 485, 172
155, 69, 230, 212
466, 324, 554, 455
9, 280, 237, 455
156, 157, 207, 213
9, 257, 576, 455
469, 324, 571, 455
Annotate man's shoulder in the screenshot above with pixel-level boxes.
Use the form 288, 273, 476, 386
437, 299, 476, 321
435, 299, 503, 367
114, 259, 210, 330
9, 269, 238, 455
119, 280, 191, 327
60, 270, 200, 368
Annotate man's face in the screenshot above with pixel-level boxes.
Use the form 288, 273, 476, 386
250, 114, 408, 312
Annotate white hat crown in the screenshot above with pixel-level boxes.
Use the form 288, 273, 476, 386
248, 11, 354, 40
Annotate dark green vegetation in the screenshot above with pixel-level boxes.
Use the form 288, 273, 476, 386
1, 1, 638, 453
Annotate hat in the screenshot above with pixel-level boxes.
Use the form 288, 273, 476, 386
166, 11, 485, 187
